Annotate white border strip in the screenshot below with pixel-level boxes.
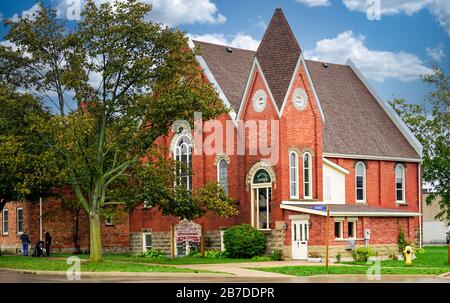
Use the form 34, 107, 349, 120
281, 204, 421, 217
323, 157, 349, 174
323, 152, 421, 163
346, 59, 423, 157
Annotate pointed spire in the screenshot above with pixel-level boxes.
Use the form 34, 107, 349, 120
256, 8, 301, 108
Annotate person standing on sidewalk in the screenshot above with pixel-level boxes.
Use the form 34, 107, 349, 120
19, 231, 31, 256
45, 230, 52, 257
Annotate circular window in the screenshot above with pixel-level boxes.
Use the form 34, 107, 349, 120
293, 88, 308, 110
252, 89, 267, 112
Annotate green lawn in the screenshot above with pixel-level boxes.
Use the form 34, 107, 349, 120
343, 246, 450, 268
0, 256, 206, 273
255, 265, 449, 277
51, 253, 265, 265
256, 245, 450, 277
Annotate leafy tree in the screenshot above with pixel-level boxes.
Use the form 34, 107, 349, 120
389, 65, 450, 223
0, 85, 59, 211
0, 0, 237, 261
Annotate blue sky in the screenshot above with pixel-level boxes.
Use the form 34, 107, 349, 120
0, 0, 448, 106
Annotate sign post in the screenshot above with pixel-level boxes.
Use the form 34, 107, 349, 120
201, 224, 205, 257
325, 205, 330, 273
170, 223, 175, 259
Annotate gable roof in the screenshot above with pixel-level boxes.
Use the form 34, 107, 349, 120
192, 40, 420, 160
255, 8, 301, 109
306, 60, 420, 160
193, 40, 254, 112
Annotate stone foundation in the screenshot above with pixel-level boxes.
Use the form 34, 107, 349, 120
302, 244, 398, 261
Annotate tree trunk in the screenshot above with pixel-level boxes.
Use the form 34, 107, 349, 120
89, 213, 102, 262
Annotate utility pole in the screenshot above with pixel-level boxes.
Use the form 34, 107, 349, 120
326, 205, 330, 273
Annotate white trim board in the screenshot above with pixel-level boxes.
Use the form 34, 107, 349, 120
345, 59, 423, 158
278, 54, 326, 122
323, 157, 349, 174
281, 204, 421, 217
323, 152, 421, 163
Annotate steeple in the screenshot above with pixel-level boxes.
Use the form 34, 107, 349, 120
256, 8, 301, 108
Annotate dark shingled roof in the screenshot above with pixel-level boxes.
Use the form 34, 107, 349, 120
193, 40, 254, 112
192, 9, 420, 160
255, 8, 301, 108
306, 60, 420, 159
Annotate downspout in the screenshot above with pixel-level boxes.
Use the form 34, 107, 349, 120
418, 162, 422, 248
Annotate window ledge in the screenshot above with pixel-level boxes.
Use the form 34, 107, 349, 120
396, 202, 408, 206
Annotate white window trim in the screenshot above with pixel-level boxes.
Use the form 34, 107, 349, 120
251, 168, 272, 231
2, 209, 8, 235
355, 162, 366, 203
289, 151, 299, 199
217, 158, 228, 194
347, 220, 357, 239
395, 164, 406, 204
142, 232, 152, 253
16, 208, 23, 235
303, 152, 313, 199
334, 219, 344, 240
174, 135, 193, 191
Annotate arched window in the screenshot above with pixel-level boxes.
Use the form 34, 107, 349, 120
355, 162, 366, 202
289, 152, 298, 198
303, 152, 312, 199
174, 136, 192, 190
218, 158, 228, 195
395, 164, 405, 203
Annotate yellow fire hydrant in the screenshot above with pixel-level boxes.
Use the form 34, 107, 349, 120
403, 245, 413, 265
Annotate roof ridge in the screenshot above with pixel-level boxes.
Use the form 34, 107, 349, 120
256, 8, 301, 54
193, 40, 257, 53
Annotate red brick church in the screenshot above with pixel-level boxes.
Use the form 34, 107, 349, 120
1, 9, 423, 260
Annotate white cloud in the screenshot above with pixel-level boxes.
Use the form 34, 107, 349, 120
188, 33, 260, 51
10, 3, 42, 22
295, 0, 330, 7
427, 0, 450, 35
56, 0, 226, 26
426, 43, 445, 61
305, 31, 433, 82
342, 0, 450, 35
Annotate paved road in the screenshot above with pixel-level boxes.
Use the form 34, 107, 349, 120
1, 270, 449, 283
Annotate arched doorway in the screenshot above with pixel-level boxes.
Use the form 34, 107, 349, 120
251, 168, 272, 230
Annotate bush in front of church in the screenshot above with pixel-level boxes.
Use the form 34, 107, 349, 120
223, 224, 266, 258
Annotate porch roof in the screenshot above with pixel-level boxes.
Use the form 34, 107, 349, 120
281, 203, 421, 217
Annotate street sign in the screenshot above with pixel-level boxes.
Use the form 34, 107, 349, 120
174, 221, 201, 244
312, 205, 327, 211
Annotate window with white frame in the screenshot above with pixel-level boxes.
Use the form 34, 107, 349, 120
355, 162, 366, 202
334, 220, 343, 239
347, 220, 356, 238
289, 151, 298, 198
143, 232, 152, 252
303, 152, 312, 199
395, 164, 405, 203
174, 135, 192, 191
2, 209, 8, 235
16, 208, 23, 234
217, 158, 228, 195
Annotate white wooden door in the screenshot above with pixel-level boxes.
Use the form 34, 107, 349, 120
291, 220, 309, 259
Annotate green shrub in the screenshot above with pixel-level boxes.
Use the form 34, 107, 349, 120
251, 255, 271, 261
145, 248, 167, 258
398, 228, 406, 253
223, 224, 266, 258
351, 247, 376, 262
188, 249, 229, 258
271, 249, 283, 261
336, 252, 342, 263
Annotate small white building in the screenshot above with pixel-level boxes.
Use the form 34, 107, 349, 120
423, 186, 449, 244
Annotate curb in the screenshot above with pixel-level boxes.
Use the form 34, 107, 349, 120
0, 268, 231, 278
